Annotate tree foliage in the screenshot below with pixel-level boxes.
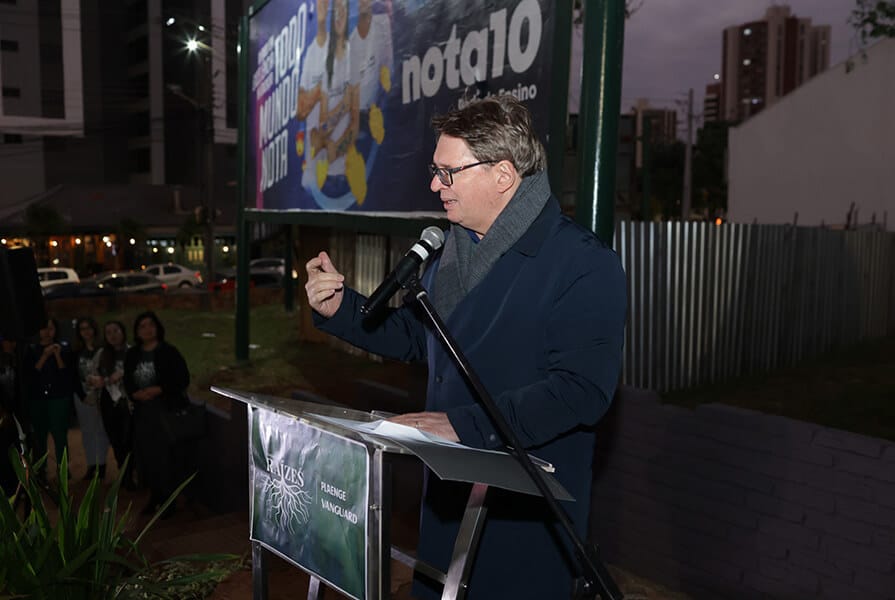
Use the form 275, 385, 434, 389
851, 0, 895, 45
176, 213, 204, 249
692, 122, 730, 218
24, 203, 67, 237
648, 141, 684, 219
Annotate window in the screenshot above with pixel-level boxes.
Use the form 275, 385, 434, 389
0, 40, 18, 52
127, 38, 148, 65
40, 43, 62, 64
127, 111, 150, 137
42, 89, 64, 117
129, 147, 151, 173
126, 0, 147, 29
2, 87, 21, 98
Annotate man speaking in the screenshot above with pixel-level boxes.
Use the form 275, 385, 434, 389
305, 95, 626, 599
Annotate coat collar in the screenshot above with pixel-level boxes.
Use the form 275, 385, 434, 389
512, 194, 560, 257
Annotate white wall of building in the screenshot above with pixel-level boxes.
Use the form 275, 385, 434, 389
0, 0, 82, 136
728, 38, 894, 231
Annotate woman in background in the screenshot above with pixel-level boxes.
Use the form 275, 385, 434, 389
124, 311, 189, 517
25, 318, 75, 476
74, 317, 110, 481
95, 321, 135, 490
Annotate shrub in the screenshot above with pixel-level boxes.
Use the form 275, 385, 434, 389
0, 449, 240, 599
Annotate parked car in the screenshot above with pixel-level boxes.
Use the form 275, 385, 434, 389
41, 280, 114, 300
94, 271, 167, 294
249, 257, 298, 280
143, 263, 203, 288
207, 269, 267, 292
37, 267, 80, 288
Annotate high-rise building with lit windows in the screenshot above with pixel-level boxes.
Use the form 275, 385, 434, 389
720, 5, 830, 122
0, 0, 249, 270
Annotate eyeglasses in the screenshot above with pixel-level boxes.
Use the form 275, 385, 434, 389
428, 160, 496, 186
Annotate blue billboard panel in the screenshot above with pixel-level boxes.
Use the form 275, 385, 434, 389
248, 0, 556, 212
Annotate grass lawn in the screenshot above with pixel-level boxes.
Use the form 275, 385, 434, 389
97, 303, 895, 442
98, 303, 421, 411
662, 334, 895, 442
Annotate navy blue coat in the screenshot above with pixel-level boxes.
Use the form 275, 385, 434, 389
317, 196, 626, 599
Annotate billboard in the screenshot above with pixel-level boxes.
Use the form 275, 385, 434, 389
248, 0, 557, 212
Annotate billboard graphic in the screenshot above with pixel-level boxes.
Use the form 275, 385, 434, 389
249, 407, 370, 600
248, 0, 556, 212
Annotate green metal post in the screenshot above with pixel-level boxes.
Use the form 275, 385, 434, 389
641, 117, 651, 221
283, 224, 294, 312
575, 0, 626, 245
235, 14, 250, 362
546, 0, 573, 197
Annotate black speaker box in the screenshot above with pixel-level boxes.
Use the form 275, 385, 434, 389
0, 247, 47, 340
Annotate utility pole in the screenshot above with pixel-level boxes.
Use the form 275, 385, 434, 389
197, 42, 215, 285
682, 87, 693, 221
201, 102, 215, 284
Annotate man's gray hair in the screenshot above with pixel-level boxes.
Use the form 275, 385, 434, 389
431, 95, 546, 177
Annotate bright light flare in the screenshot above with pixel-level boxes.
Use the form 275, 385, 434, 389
186, 39, 200, 52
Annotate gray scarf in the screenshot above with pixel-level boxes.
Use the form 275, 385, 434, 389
433, 170, 550, 321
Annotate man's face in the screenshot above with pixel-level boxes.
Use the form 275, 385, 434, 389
430, 135, 500, 237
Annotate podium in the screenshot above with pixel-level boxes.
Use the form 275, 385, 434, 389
213, 386, 572, 600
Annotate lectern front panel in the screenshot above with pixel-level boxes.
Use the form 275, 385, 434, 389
249, 406, 370, 600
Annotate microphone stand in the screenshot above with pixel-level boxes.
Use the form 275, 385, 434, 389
402, 275, 623, 600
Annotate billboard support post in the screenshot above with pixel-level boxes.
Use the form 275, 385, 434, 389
575, 0, 626, 245
236, 13, 251, 363
546, 0, 574, 199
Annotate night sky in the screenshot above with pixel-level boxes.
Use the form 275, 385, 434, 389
620, 0, 860, 123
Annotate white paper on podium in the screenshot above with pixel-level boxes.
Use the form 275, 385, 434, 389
307, 414, 574, 501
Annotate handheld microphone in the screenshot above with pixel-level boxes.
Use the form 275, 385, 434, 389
360, 226, 445, 316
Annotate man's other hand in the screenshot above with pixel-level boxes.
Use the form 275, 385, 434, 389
305, 251, 345, 318
389, 411, 460, 443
